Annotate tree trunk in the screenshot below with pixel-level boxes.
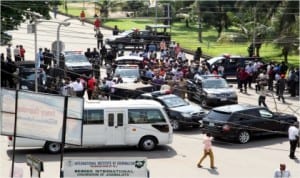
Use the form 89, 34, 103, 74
282, 47, 289, 63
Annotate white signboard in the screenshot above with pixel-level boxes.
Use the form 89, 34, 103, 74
0, 89, 16, 135
16, 91, 64, 142
64, 157, 148, 178
65, 97, 83, 145
67, 97, 83, 119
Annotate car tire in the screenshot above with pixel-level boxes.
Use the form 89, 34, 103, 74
170, 119, 181, 131
139, 136, 157, 151
238, 130, 250, 144
44, 141, 62, 154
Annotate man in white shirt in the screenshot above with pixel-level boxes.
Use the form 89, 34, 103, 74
70, 78, 84, 97
288, 122, 299, 159
274, 164, 291, 178
14, 45, 20, 61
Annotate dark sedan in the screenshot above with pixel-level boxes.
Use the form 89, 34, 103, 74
202, 104, 298, 143
139, 91, 207, 130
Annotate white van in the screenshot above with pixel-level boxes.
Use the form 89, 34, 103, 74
8, 100, 173, 153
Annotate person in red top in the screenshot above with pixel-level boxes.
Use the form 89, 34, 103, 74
87, 75, 96, 100
19, 45, 25, 61
94, 17, 101, 32
238, 67, 249, 93
80, 10, 85, 25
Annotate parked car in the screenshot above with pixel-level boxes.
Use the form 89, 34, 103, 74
207, 54, 263, 79
202, 104, 298, 143
105, 24, 171, 50
186, 74, 238, 107
60, 51, 93, 80
16, 61, 51, 92
139, 90, 206, 130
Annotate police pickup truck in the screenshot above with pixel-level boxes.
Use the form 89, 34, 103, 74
105, 24, 171, 50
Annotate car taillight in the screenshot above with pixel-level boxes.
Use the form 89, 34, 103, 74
8, 136, 12, 141
222, 124, 231, 132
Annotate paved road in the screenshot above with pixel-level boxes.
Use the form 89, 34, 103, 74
1, 13, 300, 178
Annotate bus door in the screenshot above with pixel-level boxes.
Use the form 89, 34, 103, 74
105, 111, 126, 145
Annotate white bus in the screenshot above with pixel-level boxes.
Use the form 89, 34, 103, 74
8, 100, 173, 153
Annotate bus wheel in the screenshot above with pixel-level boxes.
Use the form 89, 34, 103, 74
139, 136, 157, 151
44, 141, 61, 154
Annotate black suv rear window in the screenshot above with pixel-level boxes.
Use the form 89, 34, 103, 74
207, 110, 231, 121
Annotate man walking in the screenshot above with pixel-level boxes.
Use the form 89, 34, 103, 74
197, 133, 216, 169
95, 30, 104, 49
277, 74, 286, 103
288, 122, 299, 159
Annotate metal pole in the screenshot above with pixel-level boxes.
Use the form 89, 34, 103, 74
60, 96, 68, 178
56, 24, 63, 68
34, 20, 38, 92
155, 0, 158, 26
10, 90, 19, 178
252, 6, 256, 56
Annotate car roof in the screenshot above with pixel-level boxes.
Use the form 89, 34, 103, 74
63, 51, 84, 56
115, 55, 143, 61
141, 91, 177, 100
194, 74, 224, 81
84, 99, 163, 109
213, 104, 261, 113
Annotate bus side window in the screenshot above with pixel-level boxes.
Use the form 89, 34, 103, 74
146, 110, 165, 123
83, 110, 104, 125
117, 113, 123, 126
108, 113, 114, 127
128, 109, 166, 124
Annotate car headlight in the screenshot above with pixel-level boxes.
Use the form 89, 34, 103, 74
206, 93, 216, 97
181, 113, 192, 118
21, 85, 28, 90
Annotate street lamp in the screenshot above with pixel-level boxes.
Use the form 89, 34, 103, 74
33, 20, 71, 92
56, 22, 71, 69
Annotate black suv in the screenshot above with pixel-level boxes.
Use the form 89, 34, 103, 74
203, 104, 298, 143
105, 25, 171, 50
60, 51, 93, 80
207, 55, 263, 79
186, 75, 238, 107
16, 61, 50, 92
139, 91, 206, 130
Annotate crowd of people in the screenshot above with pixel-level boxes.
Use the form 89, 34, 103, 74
1, 27, 299, 106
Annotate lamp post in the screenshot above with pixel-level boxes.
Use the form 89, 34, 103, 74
33, 20, 71, 92
56, 22, 71, 69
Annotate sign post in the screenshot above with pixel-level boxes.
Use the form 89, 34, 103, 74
26, 155, 44, 178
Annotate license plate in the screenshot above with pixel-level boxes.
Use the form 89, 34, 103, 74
209, 122, 215, 127
220, 98, 227, 101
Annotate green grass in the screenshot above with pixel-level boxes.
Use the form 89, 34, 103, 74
60, 6, 300, 66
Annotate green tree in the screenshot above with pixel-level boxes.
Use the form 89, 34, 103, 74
124, 0, 145, 17
1, 1, 59, 32
273, 0, 299, 63
199, 1, 235, 38
233, 0, 283, 57
95, 0, 123, 18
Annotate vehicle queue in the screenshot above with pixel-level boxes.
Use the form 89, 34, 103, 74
1, 26, 299, 148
